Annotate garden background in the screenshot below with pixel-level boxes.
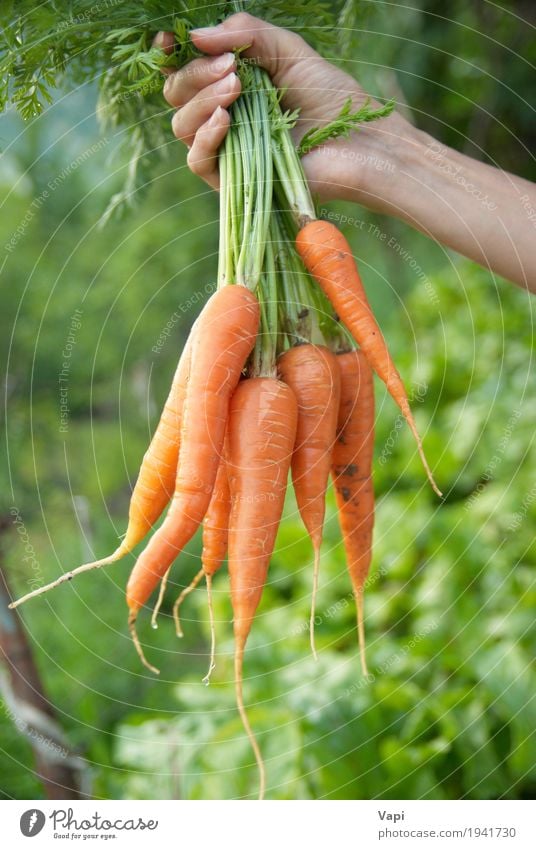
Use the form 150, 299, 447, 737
0, 0, 534, 800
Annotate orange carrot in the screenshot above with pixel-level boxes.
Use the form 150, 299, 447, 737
227, 377, 298, 800
126, 285, 259, 672
171, 454, 231, 681
171, 451, 231, 627
9, 334, 194, 611
201, 454, 231, 682
201, 453, 231, 579
296, 220, 441, 497
123, 338, 192, 549
331, 349, 375, 676
277, 344, 341, 659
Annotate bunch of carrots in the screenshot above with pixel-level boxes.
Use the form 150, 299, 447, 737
9, 6, 442, 800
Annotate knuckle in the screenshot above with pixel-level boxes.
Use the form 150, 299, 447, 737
294, 36, 312, 59
291, 32, 307, 53
226, 11, 256, 31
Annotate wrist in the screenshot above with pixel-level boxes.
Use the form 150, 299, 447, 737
301, 110, 426, 210
350, 115, 428, 212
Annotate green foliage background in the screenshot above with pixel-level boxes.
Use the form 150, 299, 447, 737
0, 0, 534, 800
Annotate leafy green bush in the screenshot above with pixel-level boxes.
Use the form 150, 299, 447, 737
1, 2, 534, 802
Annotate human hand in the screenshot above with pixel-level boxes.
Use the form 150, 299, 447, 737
155, 13, 535, 289
155, 12, 415, 204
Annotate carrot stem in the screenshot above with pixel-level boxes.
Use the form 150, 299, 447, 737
217, 129, 231, 287
218, 62, 272, 294
271, 126, 315, 223
172, 567, 204, 638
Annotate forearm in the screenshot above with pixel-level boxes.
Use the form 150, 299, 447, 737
352, 121, 536, 291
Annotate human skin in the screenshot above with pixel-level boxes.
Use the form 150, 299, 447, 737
155, 12, 536, 291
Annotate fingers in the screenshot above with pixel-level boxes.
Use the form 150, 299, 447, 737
190, 12, 315, 86
153, 30, 175, 53
153, 30, 176, 76
186, 106, 231, 189
171, 71, 240, 146
153, 13, 311, 187
153, 31, 239, 185
163, 51, 236, 107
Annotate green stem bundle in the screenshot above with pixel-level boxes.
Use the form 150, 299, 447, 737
215, 19, 391, 370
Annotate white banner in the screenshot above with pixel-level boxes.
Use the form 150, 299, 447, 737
1, 800, 533, 848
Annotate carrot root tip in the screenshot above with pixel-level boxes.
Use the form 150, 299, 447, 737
172, 567, 204, 640
203, 574, 217, 685
202, 661, 216, 687
7, 543, 130, 609
309, 542, 321, 662
404, 413, 443, 497
355, 589, 369, 678
128, 613, 160, 675
150, 567, 171, 631
235, 640, 266, 801
309, 622, 319, 662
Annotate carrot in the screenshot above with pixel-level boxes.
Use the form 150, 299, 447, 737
331, 349, 375, 676
201, 453, 231, 580
9, 334, 194, 612
171, 452, 230, 647
296, 220, 441, 497
122, 336, 192, 548
227, 377, 298, 800
200, 453, 231, 682
277, 344, 341, 659
126, 284, 259, 673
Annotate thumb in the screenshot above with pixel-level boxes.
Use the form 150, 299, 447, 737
190, 12, 316, 86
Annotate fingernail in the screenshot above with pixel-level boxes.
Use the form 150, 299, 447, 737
211, 52, 235, 74
191, 25, 222, 38
209, 106, 225, 126
214, 72, 237, 93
